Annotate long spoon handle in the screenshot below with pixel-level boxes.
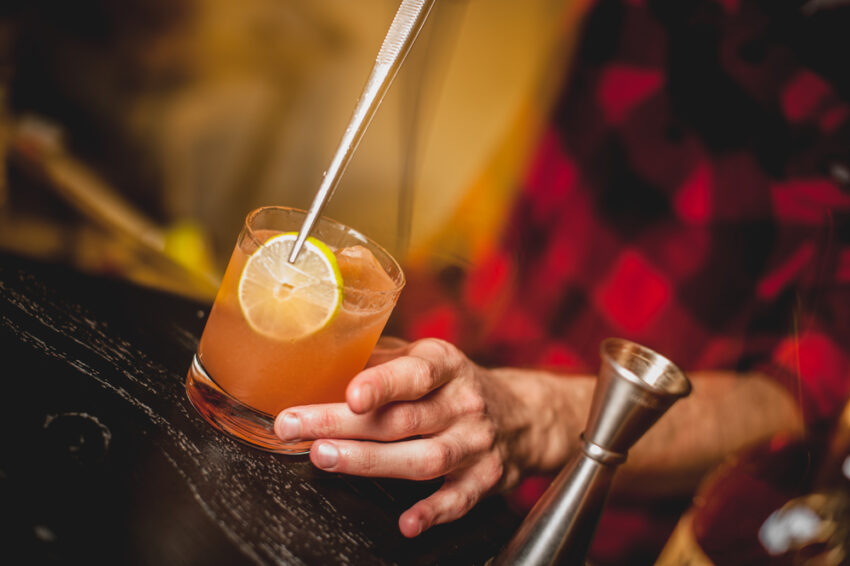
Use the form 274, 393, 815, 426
289, 0, 436, 262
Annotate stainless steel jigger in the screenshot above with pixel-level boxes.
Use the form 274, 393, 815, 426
492, 338, 692, 566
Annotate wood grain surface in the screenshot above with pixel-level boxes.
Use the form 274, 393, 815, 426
0, 252, 520, 565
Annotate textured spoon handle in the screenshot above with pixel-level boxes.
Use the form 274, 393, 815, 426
290, 0, 435, 263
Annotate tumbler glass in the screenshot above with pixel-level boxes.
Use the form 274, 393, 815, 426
186, 206, 405, 454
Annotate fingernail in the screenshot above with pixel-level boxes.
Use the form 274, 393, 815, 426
314, 442, 339, 469
277, 413, 301, 441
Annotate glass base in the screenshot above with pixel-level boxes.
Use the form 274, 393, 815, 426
185, 355, 311, 455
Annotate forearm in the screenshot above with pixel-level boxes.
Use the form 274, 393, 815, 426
489, 367, 803, 497
613, 371, 804, 497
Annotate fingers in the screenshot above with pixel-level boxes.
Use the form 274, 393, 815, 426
272, 336, 509, 540
275, 339, 478, 442
308, 438, 505, 538
308, 437, 461, 480
398, 458, 504, 538
348, 339, 466, 414
305, 417, 496, 475
307, 432, 497, 481
275, 398, 448, 442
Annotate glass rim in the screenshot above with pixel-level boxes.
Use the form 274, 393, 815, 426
242, 205, 406, 293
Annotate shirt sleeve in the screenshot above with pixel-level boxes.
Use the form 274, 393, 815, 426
754, 181, 850, 427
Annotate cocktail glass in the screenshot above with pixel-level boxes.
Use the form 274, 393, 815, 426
186, 206, 405, 454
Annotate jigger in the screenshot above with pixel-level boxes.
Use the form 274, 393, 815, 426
492, 338, 691, 566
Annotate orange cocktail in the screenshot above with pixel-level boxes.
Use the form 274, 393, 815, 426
186, 206, 405, 453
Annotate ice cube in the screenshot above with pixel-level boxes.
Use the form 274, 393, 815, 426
335, 245, 396, 293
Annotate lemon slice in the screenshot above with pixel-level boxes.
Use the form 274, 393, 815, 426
238, 233, 343, 340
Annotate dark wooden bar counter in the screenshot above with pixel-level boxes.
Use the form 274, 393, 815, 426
0, 251, 520, 565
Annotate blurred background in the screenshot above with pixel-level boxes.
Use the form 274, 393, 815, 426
0, 0, 584, 301
3, 3, 849, 564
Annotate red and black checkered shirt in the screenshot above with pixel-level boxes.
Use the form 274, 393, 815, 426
397, 0, 850, 429
394, 1, 850, 561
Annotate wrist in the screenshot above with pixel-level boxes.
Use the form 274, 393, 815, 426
490, 368, 593, 473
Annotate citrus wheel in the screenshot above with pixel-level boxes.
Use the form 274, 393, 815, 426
238, 233, 343, 340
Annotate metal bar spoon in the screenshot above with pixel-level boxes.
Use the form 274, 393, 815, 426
288, 0, 436, 263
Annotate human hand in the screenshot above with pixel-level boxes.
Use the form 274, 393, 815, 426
273, 337, 535, 538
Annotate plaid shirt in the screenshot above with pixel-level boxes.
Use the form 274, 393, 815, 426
394, 1, 850, 561
396, 0, 850, 428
